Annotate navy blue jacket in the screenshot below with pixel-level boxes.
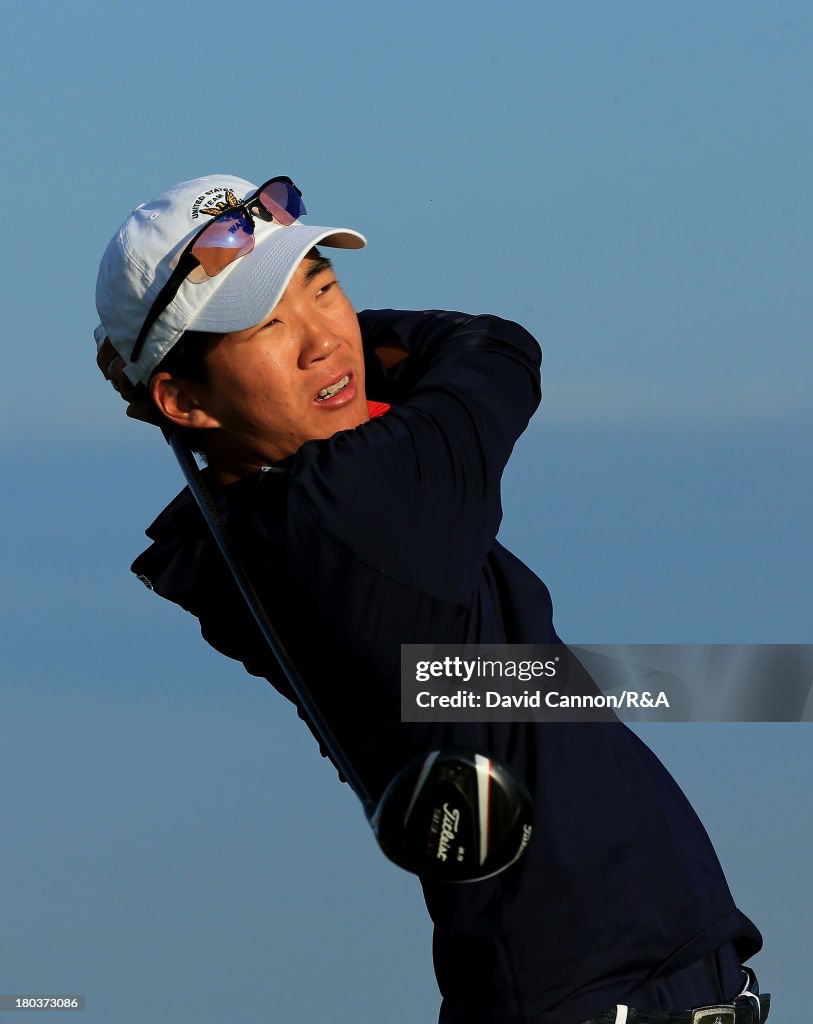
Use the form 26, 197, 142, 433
132, 310, 760, 1024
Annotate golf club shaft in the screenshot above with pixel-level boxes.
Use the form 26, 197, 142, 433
164, 427, 375, 813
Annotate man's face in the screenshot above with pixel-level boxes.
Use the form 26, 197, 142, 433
175, 254, 368, 474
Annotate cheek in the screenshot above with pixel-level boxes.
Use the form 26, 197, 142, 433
342, 300, 362, 339
232, 346, 287, 391
326, 289, 360, 332
335, 305, 364, 358
207, 353, 294, 428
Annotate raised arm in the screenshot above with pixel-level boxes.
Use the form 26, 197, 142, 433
286, 309, 543, 602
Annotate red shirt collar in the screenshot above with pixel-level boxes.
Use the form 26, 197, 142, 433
366, 400, 390, 419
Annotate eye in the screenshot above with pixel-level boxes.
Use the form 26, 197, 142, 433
317, 278, 340, 299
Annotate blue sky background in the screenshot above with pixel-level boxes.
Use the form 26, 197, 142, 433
1, 1, 810, 1020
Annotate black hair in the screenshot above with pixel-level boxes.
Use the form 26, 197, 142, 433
152, 328, 216, 383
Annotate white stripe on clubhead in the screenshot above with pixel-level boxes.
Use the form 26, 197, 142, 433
474, 754, 491, 865
402, 750, 441, 826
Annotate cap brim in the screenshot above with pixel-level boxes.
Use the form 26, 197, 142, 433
186, 222, 366, 335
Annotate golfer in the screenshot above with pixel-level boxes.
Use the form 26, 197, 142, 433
95, 173, 767, 1024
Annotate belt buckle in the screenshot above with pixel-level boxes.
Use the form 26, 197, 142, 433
690, 1006, 736, 1024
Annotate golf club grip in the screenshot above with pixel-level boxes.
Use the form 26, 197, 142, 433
164, 428, 375, 814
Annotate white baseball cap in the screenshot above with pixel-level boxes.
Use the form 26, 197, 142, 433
95, 174, 366, 386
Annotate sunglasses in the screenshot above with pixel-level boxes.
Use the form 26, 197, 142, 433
130, 176, 306, 365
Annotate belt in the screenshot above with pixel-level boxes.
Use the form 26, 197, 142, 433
584, 994, 771, 1024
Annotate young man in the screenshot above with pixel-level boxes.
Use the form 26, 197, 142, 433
95, 173, 766, 1024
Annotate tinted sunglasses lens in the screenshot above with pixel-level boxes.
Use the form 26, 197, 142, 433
188, 210, 255, 281
258, 179, 306, 225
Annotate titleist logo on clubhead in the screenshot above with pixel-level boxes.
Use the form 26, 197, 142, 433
436, 803, 461, 862
517, 824, 533, 856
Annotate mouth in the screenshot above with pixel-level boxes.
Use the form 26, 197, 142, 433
315, 373, 351, 402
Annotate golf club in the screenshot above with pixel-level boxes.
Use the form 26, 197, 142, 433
165, 427, 534, 882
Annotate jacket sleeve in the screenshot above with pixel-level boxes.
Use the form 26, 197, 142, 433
283, 309, 543, 605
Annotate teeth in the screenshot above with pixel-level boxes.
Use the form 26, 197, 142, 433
317, 375, 350, 399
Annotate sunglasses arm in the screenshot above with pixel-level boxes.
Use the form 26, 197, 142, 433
129, 250, 202, 364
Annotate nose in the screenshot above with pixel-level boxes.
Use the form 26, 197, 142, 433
297, 318, 341, 369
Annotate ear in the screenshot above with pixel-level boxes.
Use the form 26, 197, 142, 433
150, 372, 222, 430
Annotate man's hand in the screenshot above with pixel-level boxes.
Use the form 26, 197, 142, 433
96, 337, 162, 425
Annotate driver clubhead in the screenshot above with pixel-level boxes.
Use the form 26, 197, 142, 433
371, 749, 534, 882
